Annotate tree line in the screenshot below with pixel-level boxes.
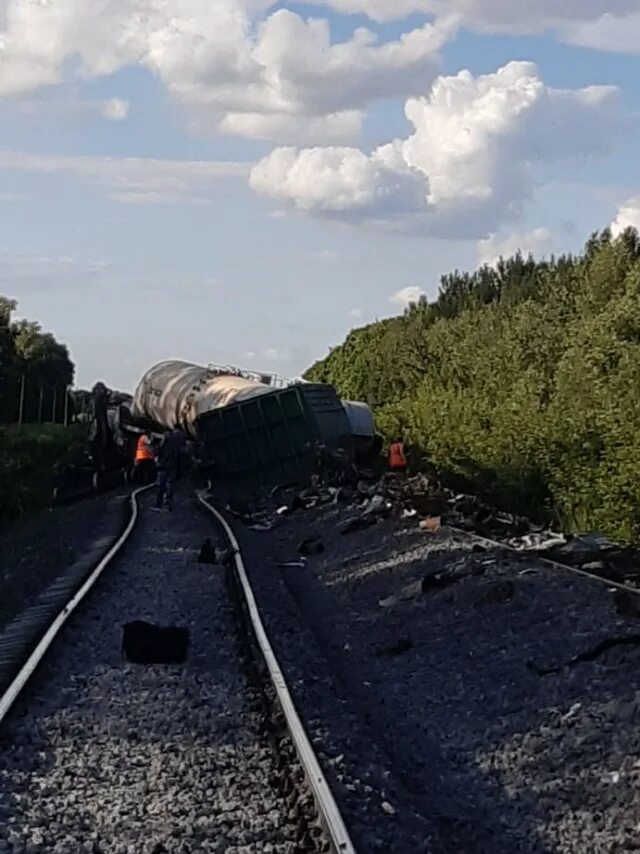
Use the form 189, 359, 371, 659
0, 296, 75, 424
306, 227, 640, 544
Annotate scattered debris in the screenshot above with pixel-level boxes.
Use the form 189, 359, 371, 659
475, 580, 515, 606
615, 590, 640, 619
546, 531, 617, 566
411, 494, 448, 517
507, 532, 567, 552
215, 547, 238, 568
198, 538, 217, 564
528, 634, 640, 676
362, 495, 391, 518
357, 480, 377, 498
338, 516, 378, 536
470, 563, 488, 577
561, 702, 582, 722
377, 637, 413, 657
419, 516, 441, 534
298, 536, 325, 557
343, 546, 387, 568
278, 561, 306, 569
401, 508, 418, 519
421, 571, 458, 594
379, 580, 422, 608
381, 801, 396, 816
582, 560, 607, 573
122, 621, 189, 665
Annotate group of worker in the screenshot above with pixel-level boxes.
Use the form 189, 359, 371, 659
133, 428, 189, 511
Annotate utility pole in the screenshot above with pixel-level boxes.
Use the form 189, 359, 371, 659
18, 374, 26, 426
51, 387, 57, 423
64, 387, 69, 426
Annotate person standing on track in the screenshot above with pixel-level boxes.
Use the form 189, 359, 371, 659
388, 439, 408, 474
134, 432, 156, 485
153, 428, 187, 511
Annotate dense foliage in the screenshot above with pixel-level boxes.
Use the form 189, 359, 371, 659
306, 228, 640, 543
0, 296, 75, 423
0, 299, 80, 524
0, 424, 87, 523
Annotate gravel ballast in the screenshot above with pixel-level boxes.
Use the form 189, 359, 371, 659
0, 493, 126, 631
0, 492, 302, 854
233, 500, 640, 854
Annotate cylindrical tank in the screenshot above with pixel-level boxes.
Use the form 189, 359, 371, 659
342, 400, 380, 464
342, 401, 375, 440
131, 360, 273, 440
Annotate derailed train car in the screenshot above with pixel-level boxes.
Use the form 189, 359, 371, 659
129, 360, 378, 492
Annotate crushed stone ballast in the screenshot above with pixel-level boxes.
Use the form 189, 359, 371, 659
0, 487, 357, 853
0, 485, 153, 725
197, 490, 357, 854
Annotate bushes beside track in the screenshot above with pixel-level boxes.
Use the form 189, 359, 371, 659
306, 227, 640, 544
0, 425, 87, 524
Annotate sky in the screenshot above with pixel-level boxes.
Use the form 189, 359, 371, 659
0, 0, 638, 390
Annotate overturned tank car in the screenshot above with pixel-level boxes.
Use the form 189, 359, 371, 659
130, 360, 275, 440
130, 359, 379, 494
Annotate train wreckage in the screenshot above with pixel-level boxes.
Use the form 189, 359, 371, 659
85, 360, 381, 496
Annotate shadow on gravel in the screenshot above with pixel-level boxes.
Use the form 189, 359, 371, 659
268, 506, 640, 854
122, 621, 190, 664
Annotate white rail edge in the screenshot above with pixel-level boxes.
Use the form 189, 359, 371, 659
0, 485, 153, 725
197, 491, 357, 854
449, 525, 640, 597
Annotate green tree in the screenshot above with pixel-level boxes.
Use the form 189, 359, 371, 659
305, 228, 640, 543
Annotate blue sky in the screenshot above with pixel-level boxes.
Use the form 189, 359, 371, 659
0, 0, 637, 390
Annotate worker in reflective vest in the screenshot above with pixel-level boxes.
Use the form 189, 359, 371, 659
134, 433, 156, 484
388, 440, 408, 473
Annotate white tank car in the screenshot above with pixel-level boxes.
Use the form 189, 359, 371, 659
131, 360, 273, 440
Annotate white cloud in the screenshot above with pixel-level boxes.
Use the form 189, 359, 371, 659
0, 148, 249, 204
567, 12, 640, 55
0, 249, 110, 292
477, 228, 552, 267
0, 192, 30, 202
264, 346, 291, 361
427, 0, 636, 32
310, 0, 639, 41
101, 97, 130, 121
216, 110, 363, 146
309, 249, 341, 263
0, 0, 452, 143
250, 62, 624, 239
391, 285, 425, 307
311, 0, 431, 23
612, 197, 640, 237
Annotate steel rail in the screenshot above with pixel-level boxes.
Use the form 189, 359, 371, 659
448, 525, 640, 597
0, 485, 152, 726
197, 491, 357, 854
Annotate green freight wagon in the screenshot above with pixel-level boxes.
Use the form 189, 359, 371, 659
196, 383, 353, 496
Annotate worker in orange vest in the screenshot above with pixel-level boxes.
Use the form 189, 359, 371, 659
388, 440, 408, 473
134, 432, 156, 485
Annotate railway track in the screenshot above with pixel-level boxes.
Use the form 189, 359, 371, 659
0, 488, 355, 854
448, 524, 640, 598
